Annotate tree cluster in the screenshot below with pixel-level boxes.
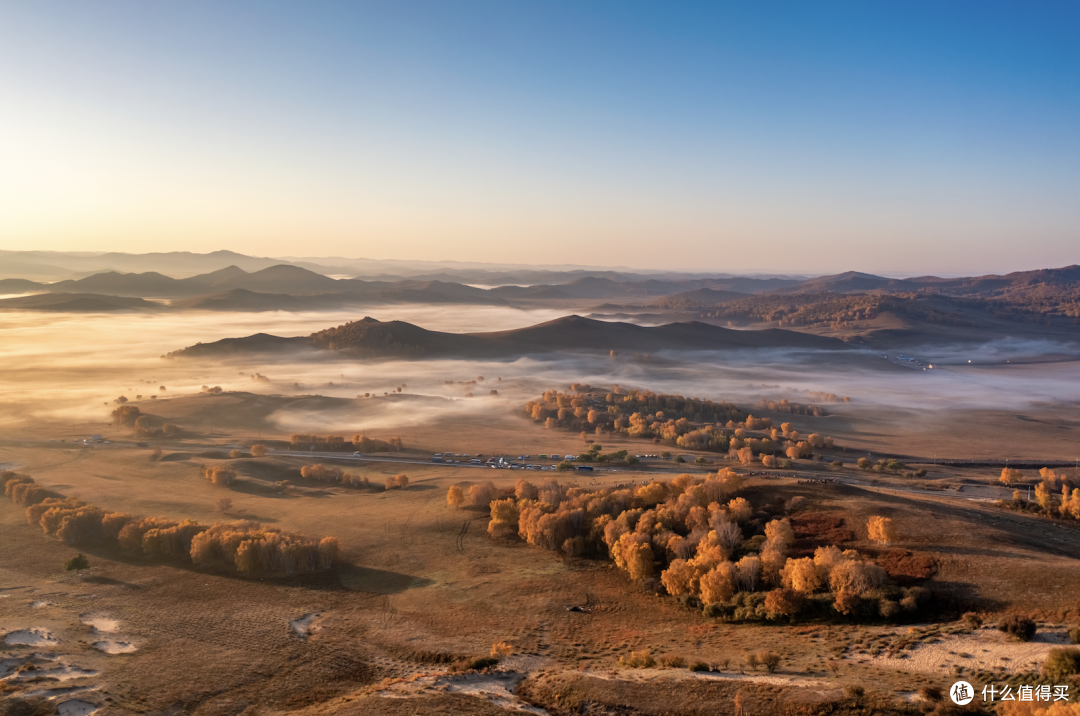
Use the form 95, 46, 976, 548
526, 386, 749, 450
479, 470, 928, 623
289, 434, 404, 452
110, 405, 178, 437
202, 465, 238, 486
300, 463, 373, 489
2, 471, 338, 575
756, 399, 830, 417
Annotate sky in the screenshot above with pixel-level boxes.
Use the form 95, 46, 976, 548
0, 1, 1077, 275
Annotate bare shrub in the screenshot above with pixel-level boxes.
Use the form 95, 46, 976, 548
758, 651, 781, 673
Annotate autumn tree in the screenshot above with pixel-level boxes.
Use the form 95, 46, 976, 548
447, 484, 465, 508
1035, 481, 1053, 512
216, 497, 233, 513
487, 498, 521, 540
385, 473, 409, 490
867, 515, 897, 546
203, 466, 237, 486
780, 557, 820, 593
251, 444, 268, 457
999, 467, 1023, 486
699, 562, 737, 604
469, 481, 497, 508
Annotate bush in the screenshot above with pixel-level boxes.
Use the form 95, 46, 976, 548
993, 613, 1036, 639
1043, 648, 1080, 680
961, 612, 983, 630
491, 641, 513, 657
619, 650, 656, 668
745, 652, 759, 671
1070, 627, 1080, 645
689, 661, 710, 672
454, 656, 499, 672
879, 599, 901, 618
999, 615, 1037, 642
918, 685, 942, 703
662, 654, 687, 668
251, 444, 268, 457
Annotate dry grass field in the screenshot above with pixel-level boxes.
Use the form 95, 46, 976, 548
5, 393, 1080, 715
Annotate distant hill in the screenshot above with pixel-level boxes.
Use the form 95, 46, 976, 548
0, 292, 163, 312
648, 288, 754, 310
492, 276, 787, 300
169, 314, 850, 360
0, 278, 48, 294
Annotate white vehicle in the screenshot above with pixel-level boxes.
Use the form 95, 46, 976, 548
471, 458, 481, 464
564, 455, 575, 460
434, 452, 442, 457
353, 451, 362, 456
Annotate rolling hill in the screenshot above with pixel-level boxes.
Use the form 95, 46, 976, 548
169, 314, 851, 360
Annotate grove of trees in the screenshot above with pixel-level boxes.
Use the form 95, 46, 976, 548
299, 464, 373, 489
289, 434, 404, 452
475, 471, 929, 623
526, 386, 835, 463
2, 470, 338, 576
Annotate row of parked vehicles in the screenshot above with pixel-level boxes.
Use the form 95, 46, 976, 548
429, 452, 595, 471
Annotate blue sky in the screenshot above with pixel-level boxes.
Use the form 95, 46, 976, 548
0, 1, 1077, 274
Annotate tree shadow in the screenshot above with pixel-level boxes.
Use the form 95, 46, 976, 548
160, 452, 193, 462
82, 575, 141, 589
337, 564, 435, 594
222, 512, 279, 524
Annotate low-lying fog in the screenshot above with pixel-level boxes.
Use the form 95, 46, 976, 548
2, 306, 1080, 447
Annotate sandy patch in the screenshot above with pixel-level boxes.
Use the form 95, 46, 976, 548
57, 699, 100, 716
290, 612, 321, 639
30, 600, 54, 608
580, 668, 827, 690
3, 628, 59, 646
868, 626, 1072, 675
80, 613, 120, 633
371, 672, 547, 714
92, 640, 138, 654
